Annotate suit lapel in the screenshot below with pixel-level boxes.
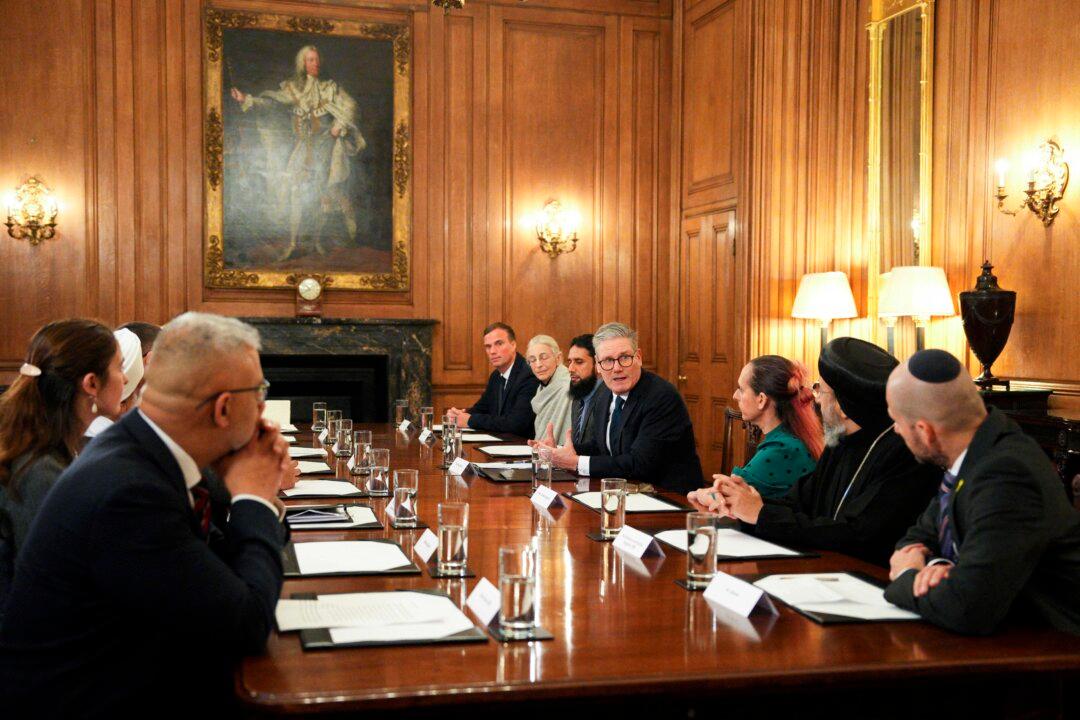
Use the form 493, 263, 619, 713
612, 373, 649, 454
120, 411, 201, 531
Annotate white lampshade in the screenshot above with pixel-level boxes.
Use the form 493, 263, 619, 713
877, 266, 954, 318
791, 271, 858, 322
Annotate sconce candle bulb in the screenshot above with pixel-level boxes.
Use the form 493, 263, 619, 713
5, 176, 59, 246
535, 200, 579, 258
994, 139, 1069, 226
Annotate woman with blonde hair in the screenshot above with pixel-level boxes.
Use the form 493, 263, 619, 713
0, 319, 125, 608
526, 335, 573, 441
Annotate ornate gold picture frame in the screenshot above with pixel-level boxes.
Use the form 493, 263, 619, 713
203, 7, 411, 291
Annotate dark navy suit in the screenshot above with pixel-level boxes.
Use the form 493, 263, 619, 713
466, 354, 540, 438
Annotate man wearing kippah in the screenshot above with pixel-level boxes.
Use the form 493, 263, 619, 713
884, 349, 1080, 635
698, 338, 939, 565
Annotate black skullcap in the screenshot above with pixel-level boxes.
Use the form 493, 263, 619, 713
908, 349, 962, 383
818, 337, 898, 432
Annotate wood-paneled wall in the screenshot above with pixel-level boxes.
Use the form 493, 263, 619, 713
0, 0, 673, 412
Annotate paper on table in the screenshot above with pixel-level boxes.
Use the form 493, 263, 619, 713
289, 447, 327, 459
293, 541, 411, 575
284, 435, 297, 444
280, 423, 299, 434
283, 480, 363, 497
473, 461, 531, 470
797, 601, 920, 621
654, 528, 800, 557
276, 592, 448, 631
753, 573, 919, 620
329, 612, 475, 644
263, 400, 291, 426
288, 506, 378, 529
573, 491, 682, 513
288, 507, 350, 524
297, 461, 333, 475
478, 445, 533, 457
460, 433, 501, 442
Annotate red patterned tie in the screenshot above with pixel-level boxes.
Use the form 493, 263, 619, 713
191, 478, 212, 541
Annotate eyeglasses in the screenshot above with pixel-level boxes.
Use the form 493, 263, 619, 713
526, 353, 554, 366
196, 379, 270, 408
597, 353, 636, 371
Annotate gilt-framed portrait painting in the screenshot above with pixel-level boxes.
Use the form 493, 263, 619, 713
203, 7, 411, 291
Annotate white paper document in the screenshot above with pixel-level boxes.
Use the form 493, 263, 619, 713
296, 461, 334, 475
461, 433, 501, 442
654, 528, 800, 558
287, 505, 378, 529
283, 480, 363, 497
276, 592, 449, 631
284, 435, 297, 443
573, 491, 682, 513
293, 540, 412, 575
473, 461, 531, 470
479, 445, 534, 457
753, 573, 920, 621
289, 447, 327, 459
262, 400, 291, 427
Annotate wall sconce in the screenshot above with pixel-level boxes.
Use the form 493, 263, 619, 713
791, 271, 858, 351
878, 265, 954, 352
5, 177, 59, 246
431, 0, 465, 10
535, 200, 580, 258
994, 138, 1069, 226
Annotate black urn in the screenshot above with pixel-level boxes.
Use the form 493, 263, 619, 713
959, 261, 1016, 389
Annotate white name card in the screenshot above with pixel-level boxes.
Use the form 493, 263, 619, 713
530, 485, 564, 509
318, 428, 329, 443
419, 428, 434, 443
612, 525, 666, 559
466, 577, 501, 626
414, 528, 439, 563
703, 571, 778, 617
398, 419, 412, 433
385, 497, 397, 520
447, 457, 470, 476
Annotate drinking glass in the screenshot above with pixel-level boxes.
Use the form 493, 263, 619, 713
441, 414, 458, 442
442, 424, 462, 468
600, 478, 627, 539
437, 501, 469, 575
499, 544, 538, 638
394, 399, 409, 426
392, 469, 420, 528
333, 419, 353, 458
686, 512, 719, 589
323, 410, 342, 443
368, 448, 391, 497
350, 430, 373, 476
534, 457, 553, 491
420, 406, 435, 432
311, 402, 327, 431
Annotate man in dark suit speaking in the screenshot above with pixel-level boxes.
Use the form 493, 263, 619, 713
545, 322, 703, 493
884, 349, 1080, 635
0, 312, 292, 715
447, 322, 539, 438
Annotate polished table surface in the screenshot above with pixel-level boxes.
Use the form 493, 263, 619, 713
239, 424, 1080, 715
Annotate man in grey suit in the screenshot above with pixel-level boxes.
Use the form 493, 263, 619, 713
884, 349, 1080, 635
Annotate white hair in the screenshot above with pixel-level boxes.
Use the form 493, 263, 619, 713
145, 313, 261, 397
294, 45, 320, 81
527, 334, 561, 356
592, 322, 638, 353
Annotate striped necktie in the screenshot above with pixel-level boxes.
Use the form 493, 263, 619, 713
937, 470, 958, 562
191, 478, 212, 541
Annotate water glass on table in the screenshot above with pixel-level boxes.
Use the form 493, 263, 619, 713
323, 410, 342, 444
498, 544, 538, 638
534, 452, 553, 491
368, 448, 391, 496
600, 478, 627, 539
311, 402, 327, 432
686, 512, 719, 589
420, 406, 435, 432
437, 501, 469, 575
333, 419, 353, 458
394, 399, 409, 427
392, 469, 420, 528
350, 430, 372, 476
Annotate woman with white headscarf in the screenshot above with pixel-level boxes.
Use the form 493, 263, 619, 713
526, 335, 573, 442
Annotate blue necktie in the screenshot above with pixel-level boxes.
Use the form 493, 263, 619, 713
608, 396, 625, 451
937, 470, 958, 562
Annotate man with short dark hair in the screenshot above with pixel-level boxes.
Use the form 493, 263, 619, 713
567, 333, 601, 449
884, 349, 1080, 635
446, 322, 539, 438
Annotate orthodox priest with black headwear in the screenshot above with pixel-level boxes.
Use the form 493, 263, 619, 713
697, 337, 940, 566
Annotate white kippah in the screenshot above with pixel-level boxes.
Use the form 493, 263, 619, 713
114, 328, 145, 401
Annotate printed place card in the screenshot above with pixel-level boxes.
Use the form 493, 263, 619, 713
385, 497, 397, 520
612, 525, 666, 559
466, 577, 501, 626
414, 528, 439, 563
530, 485, 564, 509
419, 428, 434, 443
447, 457, 470, 476
398, 419, 412, 432
703, 571, 778, 617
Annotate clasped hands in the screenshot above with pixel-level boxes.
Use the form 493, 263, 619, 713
444, 407, 472, 429
686, 474, 764, 524
888, 543, 952, 597
214, 419, 299, 506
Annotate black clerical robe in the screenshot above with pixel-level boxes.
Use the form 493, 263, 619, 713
744, 426, 939, 566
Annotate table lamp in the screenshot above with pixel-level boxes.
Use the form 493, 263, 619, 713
878, 266, 954, 351
791, 271, 858, 350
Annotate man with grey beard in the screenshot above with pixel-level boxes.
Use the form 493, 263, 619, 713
694, 338, 939, 566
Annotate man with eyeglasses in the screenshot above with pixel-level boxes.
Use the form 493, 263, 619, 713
0, 312, 293, 715
446, 322, 539, 438
691, 337, 938, 566
542, 322, 703, 493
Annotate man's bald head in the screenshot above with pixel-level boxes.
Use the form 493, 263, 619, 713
144, 312, 262, 401
887, 349, 986, 432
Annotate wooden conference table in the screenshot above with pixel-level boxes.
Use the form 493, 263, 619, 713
238, 425, 1080, 717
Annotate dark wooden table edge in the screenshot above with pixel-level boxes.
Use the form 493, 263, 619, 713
236, 654, 1080, 714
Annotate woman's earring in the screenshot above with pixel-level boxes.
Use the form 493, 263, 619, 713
91, 399, 98, 415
